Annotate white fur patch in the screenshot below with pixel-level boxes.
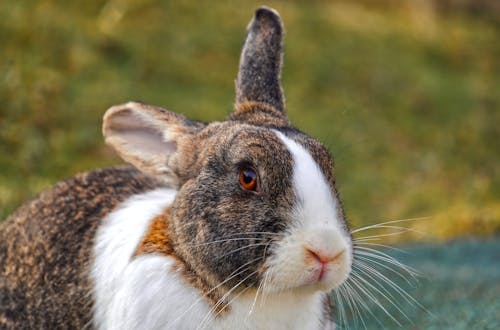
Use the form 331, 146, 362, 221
91, 188, 178, 328
263, 131, 352, 294
275, 132, 341, 231
91, 188, 328, 329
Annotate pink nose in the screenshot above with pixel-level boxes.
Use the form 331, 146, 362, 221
305, 247, 345, 265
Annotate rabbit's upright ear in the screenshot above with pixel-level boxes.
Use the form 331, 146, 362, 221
103, 101, 204, 186
231, 7, 290, 127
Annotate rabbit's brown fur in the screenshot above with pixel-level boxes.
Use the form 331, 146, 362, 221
0, 167, 161, 328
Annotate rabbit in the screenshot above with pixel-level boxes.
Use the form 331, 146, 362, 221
0, 7, 352, 330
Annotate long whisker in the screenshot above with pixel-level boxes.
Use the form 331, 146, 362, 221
352, 225, 425, 235
354, 254, 418, 286
352, 263, 414, 323
354, 247, 420, 277
339, 282, 367, 329
348, 277, 391, 328
247, 276, 264, 317
346, 282, 370, 330
354, 252, 420, 280
260, 267, 271, 307
354, 241, 410, 254
354, 260, 428, 313
346, 275, 396, 326
217, 243, 269, 260
332, 290, 346, 329
247, 241, 272, 316
335, 286, 355, 329
350, 216, 431, 234
207, 231, 283, 238
351, 272, 405, 325
353, 230, 413, 242
189, 237, 268, 248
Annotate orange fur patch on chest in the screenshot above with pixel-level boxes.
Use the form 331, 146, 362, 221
135, 213, 174, 256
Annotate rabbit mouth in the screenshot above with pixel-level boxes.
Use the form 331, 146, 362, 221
259, 228, 352, 295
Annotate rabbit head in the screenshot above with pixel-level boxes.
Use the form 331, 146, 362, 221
102, 7, 352, 299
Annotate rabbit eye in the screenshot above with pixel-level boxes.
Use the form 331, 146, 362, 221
239, 168, 259, 192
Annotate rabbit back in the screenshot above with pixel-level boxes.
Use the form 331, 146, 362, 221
0, 166, 162, 329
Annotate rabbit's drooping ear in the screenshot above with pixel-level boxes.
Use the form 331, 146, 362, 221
231, 7, 290, 127
103, 101, 203, 186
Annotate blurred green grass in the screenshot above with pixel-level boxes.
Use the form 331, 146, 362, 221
1, 0, 499, 241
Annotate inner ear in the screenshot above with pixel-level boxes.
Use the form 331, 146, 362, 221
107, 108, 177, 156
103, 102, 199, 186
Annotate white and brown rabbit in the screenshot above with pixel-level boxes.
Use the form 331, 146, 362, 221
0, 7, 352, 329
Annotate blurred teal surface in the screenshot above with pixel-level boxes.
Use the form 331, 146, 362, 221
339, 239, 500, 329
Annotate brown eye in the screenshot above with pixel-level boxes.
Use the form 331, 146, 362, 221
239, 168, 258, 192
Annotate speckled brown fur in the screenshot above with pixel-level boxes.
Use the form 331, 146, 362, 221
230, 101, 290, 127
0, 166, 162, 329
235, 8, 285, 113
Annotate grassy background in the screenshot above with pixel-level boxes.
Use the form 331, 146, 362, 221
1, 1, 499, 328
1, 1, 499, 241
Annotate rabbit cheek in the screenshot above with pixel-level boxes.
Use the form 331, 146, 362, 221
170, 175, 294, 299
169, 183, 264, 293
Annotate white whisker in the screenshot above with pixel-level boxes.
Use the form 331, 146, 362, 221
346, 276, 393, 327
354, 241, 410, 254
351, 216, 431, 234
350, 272, 404, 325
190, 237, 268, 247
354, 260, 428, 313
260, 266, 273, 307
340, 282, 367, 329
354, 247, 420, 277
352, 263, 414, 323
352, 224, 424, 235
217, 243, 269, 259
354, 254, 417, 286
347, 282, 370, 329
332, 290, 345, 329
353, 230, 412, 242
247, 241, 272, 316
215, 231, 284, 238
335, 286, 353, 329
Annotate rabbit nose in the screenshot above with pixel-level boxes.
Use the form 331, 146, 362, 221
302, 227, 349, 259
305, 247, 346, 266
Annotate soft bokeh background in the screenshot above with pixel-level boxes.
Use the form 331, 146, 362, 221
1, 0, 499, 328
